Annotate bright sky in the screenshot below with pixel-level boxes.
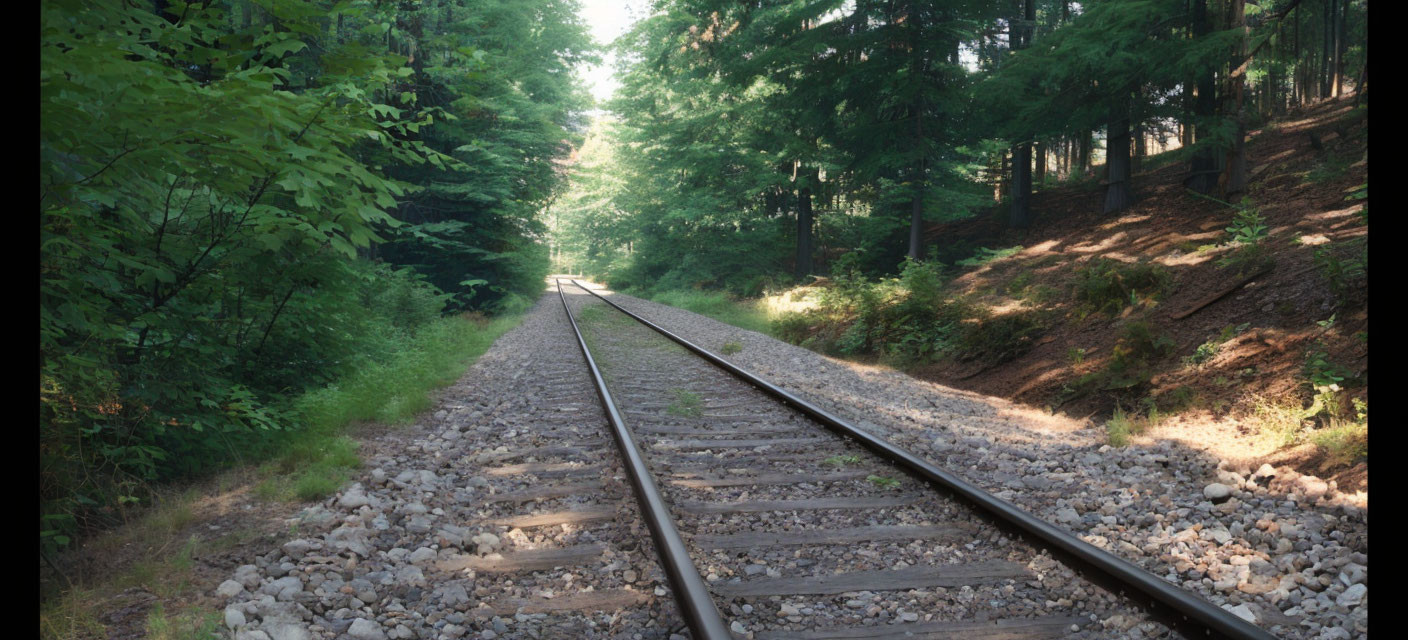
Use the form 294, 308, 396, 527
577, 0, 641, 105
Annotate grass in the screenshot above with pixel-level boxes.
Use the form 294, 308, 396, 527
666, 389, 704, 417
1311, 418, 1368, 467
1105, 406, 1139, 446
824, 454, 862, 467
720, 340, 743, 355
42, 309, 524, 640
255, 312, 523, 502
648, 289, 775, 335
866, 475, 901, 489
1247, 394, 1309, 448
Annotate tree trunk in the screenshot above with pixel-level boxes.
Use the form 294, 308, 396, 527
796, 183, 814, 278
908, 108, 926, 261
1187, 0, 1221, 195
1104, 114, 1132, 214
1008, 0, 1037, 229
1035, 140, 1046, 184
1222, 0, 1248, 197
1011, 142, 1032, 228
1133, 123, 1145, 175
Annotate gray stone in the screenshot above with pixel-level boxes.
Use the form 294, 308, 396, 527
1336, 583, 1367, 608
408, 547, 437, 565
224, 606, 247, 630
1203, 483, 1233, 503
281, 539, 315, 560
263, 622, 311, 640
348, 618, 388, 640
338, 484, 371, 510
217, 579, 246, 598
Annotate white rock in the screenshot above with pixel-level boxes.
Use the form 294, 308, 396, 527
1227, 604, 1257, 623
472, 532, 501, 555
1203, 483, 1233, 502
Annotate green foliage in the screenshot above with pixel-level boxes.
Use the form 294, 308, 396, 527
1223, 203, 1270, 246
1106, 406, 1137, 447
666, 389, 704, 418
1183, 323, 1250, 367
1216, 201, 1275, 275
1056, 320, 1176, 405
649, 290, 773, 335
1072, 259, 1171, 316
1314, 239, 1368, 307
824, 455, 862, 467
866, 475, 901, 489
1310, 398, 1368, 467
39, 0, 577, 551
956, 246, 1024, 268
720, 341, 743, 355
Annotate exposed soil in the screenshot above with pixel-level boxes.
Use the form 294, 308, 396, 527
913, 96, 1368, 492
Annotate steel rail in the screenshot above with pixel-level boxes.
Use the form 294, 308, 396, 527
554, 280, 732, 640
569, 279, 1279, 640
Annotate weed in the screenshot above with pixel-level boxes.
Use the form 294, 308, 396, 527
951, 310, 1046, 365
866, 475, 901, 489
666, 389, 703, 417
1215, 201, 1275, 275
1103, 321, 1177, 390
1153, 385, 1199, 414
1308, 154, 1353, 183
1185, 341, 1220, 367
1184, 322, 1250, 367
1066, 347, 1087, 365
1106, 406, 1136, 446
1223, 202, 1269, 246
1314, 241, 1367, 307
1248, 394, 1309, 447
824, 454, 862, 467
1311, 398, 1367, 467
720, 341, 743, 355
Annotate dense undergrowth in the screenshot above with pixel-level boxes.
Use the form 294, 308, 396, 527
40, 0, 577, 557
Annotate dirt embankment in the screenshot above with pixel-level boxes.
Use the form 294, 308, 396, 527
915, 97, 1368, 492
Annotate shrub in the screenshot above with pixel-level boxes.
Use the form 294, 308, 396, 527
771, 311, 817, 344
1314, 240, 1368, 307
951, 311, 1046, 365
1072, 259, 1170, 316
1103, 320, 1176, 390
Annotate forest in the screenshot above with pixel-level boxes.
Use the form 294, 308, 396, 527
41, 0, 1368, 621
550, 0, 1367, 477
41, 0, 592, 552
553, 0, 1366, 292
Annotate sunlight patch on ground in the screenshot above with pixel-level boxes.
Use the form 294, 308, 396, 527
1068, 231, 1129, 253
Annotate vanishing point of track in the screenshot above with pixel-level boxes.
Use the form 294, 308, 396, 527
554, 279, 1278, 640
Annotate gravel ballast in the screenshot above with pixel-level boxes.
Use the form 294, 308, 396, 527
218, 291, 682, 640
217, 283, 1366, 639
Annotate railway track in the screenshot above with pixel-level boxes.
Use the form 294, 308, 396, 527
554, 279, 1280, 640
